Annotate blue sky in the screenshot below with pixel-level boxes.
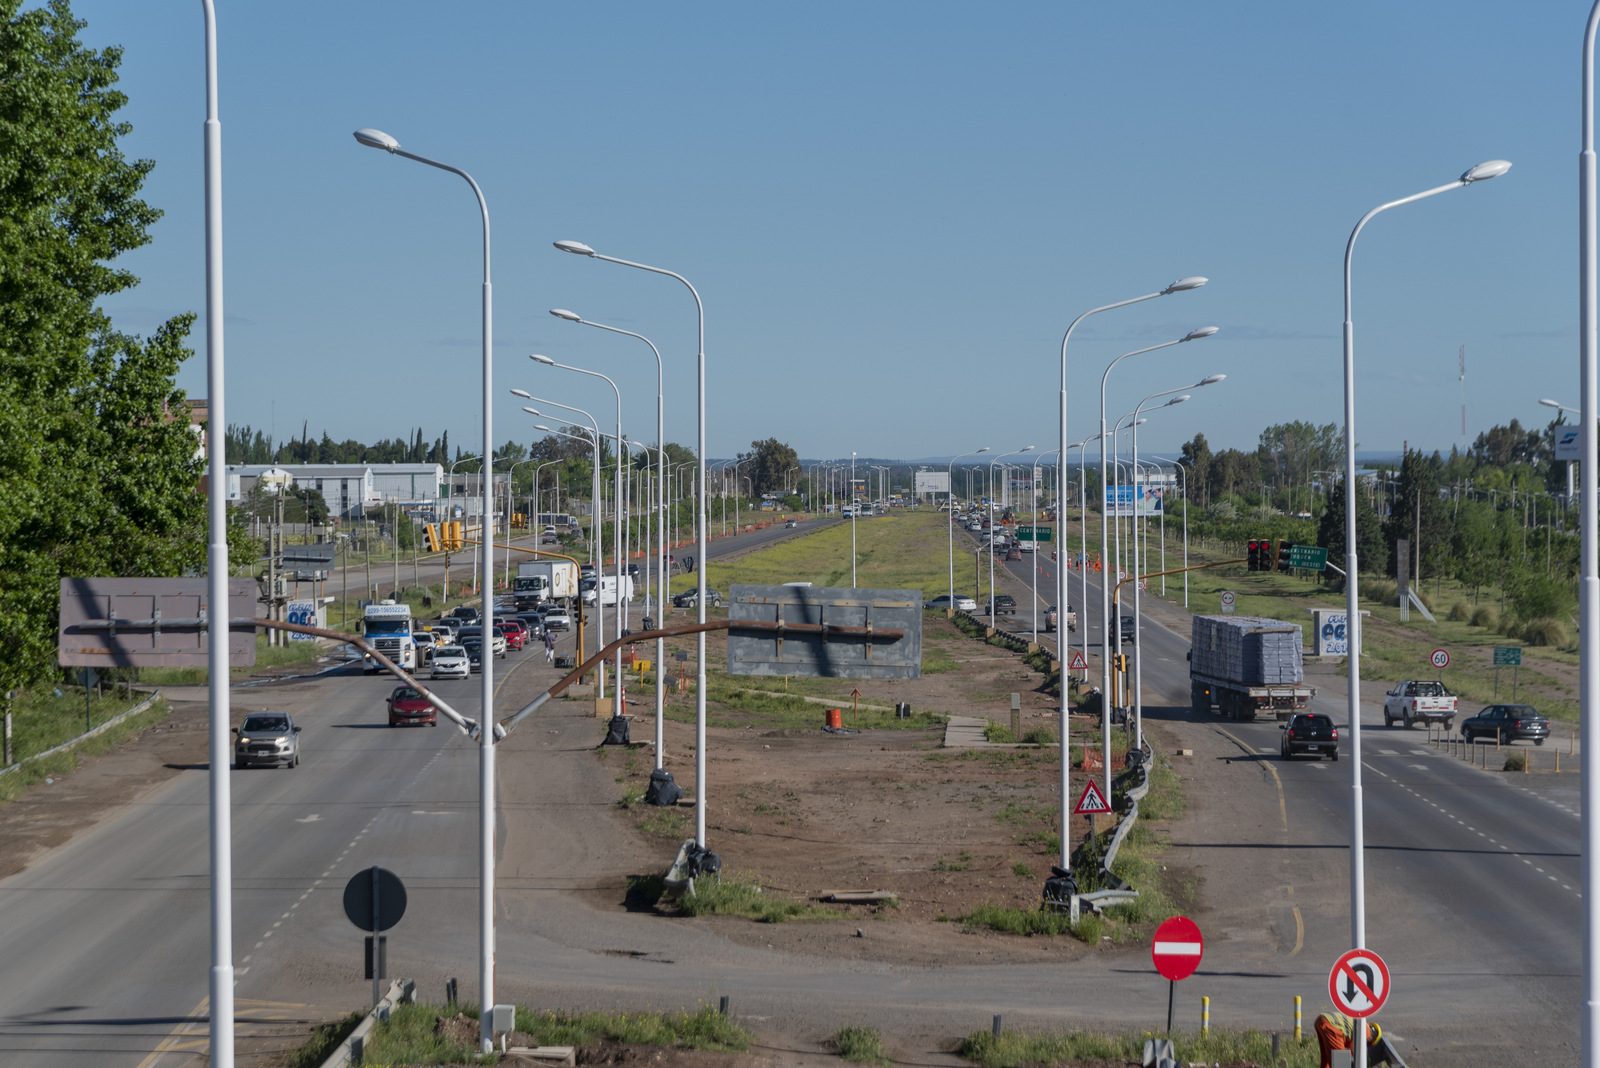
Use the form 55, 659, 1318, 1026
63, 2, 1578, 461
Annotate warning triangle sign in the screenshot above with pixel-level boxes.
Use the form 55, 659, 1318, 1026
1074, 780, 1112, 815
1069, 650, 1089, 670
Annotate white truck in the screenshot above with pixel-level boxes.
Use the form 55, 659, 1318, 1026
583, 574, 635, 606
361, 599, 417, 674
514, 560, 579, 609
1383, 680, 1458, 730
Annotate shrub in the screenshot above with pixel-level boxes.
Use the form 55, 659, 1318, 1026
833, 1025, 890, 1065
1505, 750, 1528, 772
1020, 726, 1057, 746
1523, 617, 1568, 647
1471, 605, 1498, 628
1447, 601, 1470, 622
1364, 580, 1396, 606
676, 875, 836, 923
984, 722, 1017, 743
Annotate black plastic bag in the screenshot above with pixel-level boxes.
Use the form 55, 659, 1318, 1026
645, 767, 683, 806
603, 715, 630, 746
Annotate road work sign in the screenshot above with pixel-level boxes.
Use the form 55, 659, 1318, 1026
1073, 780, 1112, 815
1328, 948, 1390, 1018
1151, 915, 1205, 981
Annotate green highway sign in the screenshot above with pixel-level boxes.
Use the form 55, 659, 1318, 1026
1493, 646, 1522, 667
1015, 526, 1053, 542
1287, 544, 1329, 572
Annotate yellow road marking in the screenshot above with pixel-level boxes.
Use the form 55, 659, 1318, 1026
1292, 903, 1304, 957
133, 996, 209, 1068
133, 994, 313, 1068
1213, 725, 1288, 833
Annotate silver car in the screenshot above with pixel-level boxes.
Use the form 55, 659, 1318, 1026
431, 645, 469, 680
233, 712, 301, 769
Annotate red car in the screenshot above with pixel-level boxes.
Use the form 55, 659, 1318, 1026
387, 685, 437, 727
493, 622, 525, 651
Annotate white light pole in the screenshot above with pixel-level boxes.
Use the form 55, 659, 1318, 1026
1150, 456, 1192, 607
1341, 157, 1510, 1068
989, 447, 1034, 625
555, 240, 711, 848
851, 452, 859, 586
199, 6, 233, 1064
947, 448, 990, 612
518, 397, 603, 563
1099, 328, 1217, 800
1054, 277, 1204, 871
354, 126, 497, 1054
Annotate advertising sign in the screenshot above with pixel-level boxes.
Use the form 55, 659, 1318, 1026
1314, 609, 1348, 657
913, 471, 950, 495
285, 600, 324, 641
1103, 485, 1165, 517
1557, 426, 1580, 462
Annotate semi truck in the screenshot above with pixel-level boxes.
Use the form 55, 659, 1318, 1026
361, 599, 418, 674
513, 560, 579, 609
1188, 615, 1316, 722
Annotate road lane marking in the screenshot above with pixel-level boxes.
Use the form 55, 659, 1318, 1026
1212, 725, 1288, 834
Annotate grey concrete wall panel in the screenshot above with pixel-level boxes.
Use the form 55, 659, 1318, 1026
727, 584, 921, 680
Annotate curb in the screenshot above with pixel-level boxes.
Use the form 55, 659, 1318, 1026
0, 690, 163, 779
318, 978, 415, 1068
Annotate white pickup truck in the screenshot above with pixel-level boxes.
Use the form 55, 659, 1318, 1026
1046, 605, 1077, 633
1383, 680, 1458, 730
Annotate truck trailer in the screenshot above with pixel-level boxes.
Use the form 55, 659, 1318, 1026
1188, 615, 1315, 721
514, 560, 579, 609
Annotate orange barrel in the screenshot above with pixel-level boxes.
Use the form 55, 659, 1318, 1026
825, 708, 843, 729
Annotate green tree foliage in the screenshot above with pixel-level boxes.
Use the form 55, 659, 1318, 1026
1384, 449, 1452, 582
1316, 480, 1385, 583
739, 438, 800, 496
0, 1, 205, 689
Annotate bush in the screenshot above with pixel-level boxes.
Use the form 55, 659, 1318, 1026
1471, 605, 1498, 629
1505, 750, 1528, 772
1364, 580, 1396, 607
1020, 726, 1057, 746
1523, 617, 1568, 647
677, 875, 836, 923
1447, 601, 1470, 622
833, 1025, 890, 1065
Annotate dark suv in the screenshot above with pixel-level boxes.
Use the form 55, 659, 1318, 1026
1462, 704, 1550, 746
1281, 712, 1338, 761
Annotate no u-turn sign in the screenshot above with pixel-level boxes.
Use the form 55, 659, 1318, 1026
1328, 948, 1390, 1018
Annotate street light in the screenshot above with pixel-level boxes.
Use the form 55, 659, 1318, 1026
518, 396, 604, 562
948, 448, 990, 613
1099, 328, 1217, 803
1340, 159, 1509, 1066
1540, 398, 1579, 508
851, 451, 858, 586
1053, 275, 1205, 874
555, 240, 712, 849
354, 126, 498, 1054
989, 447, 1034, 625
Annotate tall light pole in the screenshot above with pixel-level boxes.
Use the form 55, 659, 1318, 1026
518, 397, 603, 561
1150, 455, 1193, 607
989, 447, 1034, 625
549, 310, 668, 748
554, 240, 711, 848
199, 6, 233, 1064
948, 448, 990, 612
1341, 158, 1510, 1067
851, 452, 859, 586
1054, 276, 1205, 872
1099, 328, 1217, 800
1579, 35, 1600, 1063
354, 126, 497, 1054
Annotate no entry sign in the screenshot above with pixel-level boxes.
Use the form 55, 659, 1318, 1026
1328, 948, 1390, 1018
1151, 915, 1204, 981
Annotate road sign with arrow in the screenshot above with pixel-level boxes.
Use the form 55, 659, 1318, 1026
1328, 947, 1390, 1018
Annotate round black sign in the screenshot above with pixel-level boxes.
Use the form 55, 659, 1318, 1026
342, 866, 407, 931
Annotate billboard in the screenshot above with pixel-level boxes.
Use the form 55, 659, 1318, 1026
1104, 485, 1166, 517
913, 471, 951, 495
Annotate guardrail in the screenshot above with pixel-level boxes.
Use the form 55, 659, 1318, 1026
0, 690, 163, 779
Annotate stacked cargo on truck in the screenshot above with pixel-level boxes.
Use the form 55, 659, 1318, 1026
1189, 615, 1315, 721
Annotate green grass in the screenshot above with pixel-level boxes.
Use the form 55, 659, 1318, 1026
0, 690, 171, 805
961, 1027, 1318, 1068
359, 1002, 491, 1064
675, 874, 838, 923
137, 634, 324, 685
833, 1025, 891, 1065
282, 1011, 363, 1068
959, 902, 1090, 938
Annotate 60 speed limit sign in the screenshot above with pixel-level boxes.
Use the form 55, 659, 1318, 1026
1430, 648, 1450, 669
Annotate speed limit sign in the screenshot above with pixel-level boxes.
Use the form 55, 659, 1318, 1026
1430, 648, 1450, 669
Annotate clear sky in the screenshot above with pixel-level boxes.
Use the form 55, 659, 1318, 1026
61, 1, 1577, 462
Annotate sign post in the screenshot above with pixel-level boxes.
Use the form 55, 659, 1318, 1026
1493, 645, 1522, 698
1329, 946, 1390, 1015
1152, 915, 1205, 1033
1219, 590, 1236, 615
343, 866, 407, 1008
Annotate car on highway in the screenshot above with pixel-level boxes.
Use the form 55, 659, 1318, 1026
386, 685, 437, 727
1114, 614, 1137, 644
493, 622, 526, 651
580, 563, 598, 579
430, 645, 469, 680
1005, 546, 1022, 561
447, 605, 480, 624
672, 588, 724, 608
924, 594, 979, 612
232, 711, 301, 769
412, 631, 438, 662
983, 595, 1017, 615
1461, 704, 1551, 746
515, 611, 545, 637
785, 519, 798, 528
1280, 711, 1338, 761
461, 640, 486, 672
627, 563, 640, 578
457, 626, 507, 658
542, 608, 572, 632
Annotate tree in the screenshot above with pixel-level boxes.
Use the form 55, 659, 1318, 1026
738, 438, 800, 496
0, 2, 210, 691
1317, 480, 1385, 584
1179, 434, 1213, 508
1384, 449, 1453, 584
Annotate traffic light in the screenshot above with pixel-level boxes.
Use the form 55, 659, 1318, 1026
424, 523, 441, 552
1277, 541, 1295, 573
447, 521, 464, 551
1247, 539, 1262, 571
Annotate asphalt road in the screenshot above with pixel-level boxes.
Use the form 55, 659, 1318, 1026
0, 511, 1579, 1065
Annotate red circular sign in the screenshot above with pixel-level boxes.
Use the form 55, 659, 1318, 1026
1151, 915, 1204, 981
1328, 948, 1390, 1018
1430, 648, 1450, 669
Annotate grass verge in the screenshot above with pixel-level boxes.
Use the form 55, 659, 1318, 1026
961, 1026, 1318, 1067
0, 694, 171, 806
137, 634, 325, 686
833, 1024, 891, 1065
676, 874, 839, 922
282, 1011, 363, 1068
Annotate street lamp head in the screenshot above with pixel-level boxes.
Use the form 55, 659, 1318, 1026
553, 240, 596, 256
529, 353, 556, 366
523, 408, 541, 417
975, 446, 991, 453
1183, 326, 1220, 341
1197, 373, 1226, 386
509, 388, 532, 399
1539, 398, 1564, 409
1163, 276, 1209, 294
1019, 445, 1036, 453
1135, 417, 1148, 426
1461, 159, 1513, 184
549, 308, 581, 322
533, 424, 553, 433
353, 128, 400, 152
1167, 395, 1192, 407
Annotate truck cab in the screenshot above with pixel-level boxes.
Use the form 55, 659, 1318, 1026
361, 599, 417, 674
